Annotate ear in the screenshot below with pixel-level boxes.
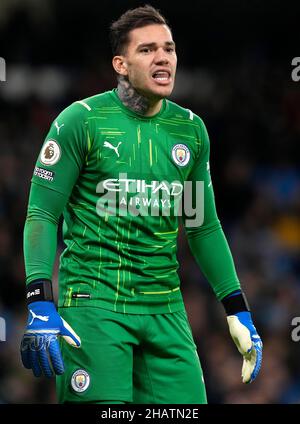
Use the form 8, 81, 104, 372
112, 56, 128, 76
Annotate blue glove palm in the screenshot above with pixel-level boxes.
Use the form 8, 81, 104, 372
227, 311, 262, 383
20, 301, 81, 377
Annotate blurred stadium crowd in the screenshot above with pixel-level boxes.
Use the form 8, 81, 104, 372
0, 0, 299, 403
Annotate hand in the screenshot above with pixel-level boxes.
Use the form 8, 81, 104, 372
227, 311, 262, 383
20, 301, 81, 377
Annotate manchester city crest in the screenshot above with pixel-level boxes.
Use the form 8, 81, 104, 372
171, 143, 190, 167
71, 369, 90, 393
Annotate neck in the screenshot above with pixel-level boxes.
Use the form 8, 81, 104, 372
117, 76, 162, 116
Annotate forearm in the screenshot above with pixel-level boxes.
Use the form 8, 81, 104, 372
187, 222, 240, 300
24, 212, 58, 284
23, 182, 69, 285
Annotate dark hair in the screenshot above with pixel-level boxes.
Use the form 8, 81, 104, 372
109, 4, 170, 56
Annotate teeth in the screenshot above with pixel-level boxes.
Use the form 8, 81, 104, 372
153, 72, 169, 81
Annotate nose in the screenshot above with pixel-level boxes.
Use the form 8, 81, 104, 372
154, 47, 169, 65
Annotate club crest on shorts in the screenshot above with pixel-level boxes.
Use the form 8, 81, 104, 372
40, 139, 61, 166
172, 143, 190, 167
71, 369, 90, 393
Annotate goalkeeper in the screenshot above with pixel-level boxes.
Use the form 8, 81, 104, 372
21, 5, 262, 404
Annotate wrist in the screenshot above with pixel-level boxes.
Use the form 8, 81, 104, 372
26, 279, 54, 305
221, 289, 250, 315
27, 300, 56, 314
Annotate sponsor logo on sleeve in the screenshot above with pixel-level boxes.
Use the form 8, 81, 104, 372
54, 121, 64, 135
34, 167, 55, 182
40, 139, 61, 166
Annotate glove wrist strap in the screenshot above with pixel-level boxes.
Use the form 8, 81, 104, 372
26, 279, 54, 305
221, 289, 250, 315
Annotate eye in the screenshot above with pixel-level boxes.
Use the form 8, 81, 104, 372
140, 47, 151, 54
166, 47, 175, 53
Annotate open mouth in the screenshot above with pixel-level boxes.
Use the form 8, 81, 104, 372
152, 70, 171, 82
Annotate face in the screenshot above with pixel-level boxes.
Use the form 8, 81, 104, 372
114, 24, 177, 101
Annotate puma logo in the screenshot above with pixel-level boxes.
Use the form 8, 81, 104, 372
29, 310, 49, 326
103, 141, 122, 157
55, 121, 64, 135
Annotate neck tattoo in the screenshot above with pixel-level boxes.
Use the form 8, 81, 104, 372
117, 76, 150, 115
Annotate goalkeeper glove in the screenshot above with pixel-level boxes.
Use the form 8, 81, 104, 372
20, 280, 81, 378
222, 290, 263, 384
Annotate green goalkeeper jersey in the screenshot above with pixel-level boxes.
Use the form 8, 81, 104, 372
24, 88, 240, 314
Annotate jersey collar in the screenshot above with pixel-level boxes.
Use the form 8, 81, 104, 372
110, 88, 167, 120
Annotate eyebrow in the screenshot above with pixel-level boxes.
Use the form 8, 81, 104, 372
137, 41, 176, 50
